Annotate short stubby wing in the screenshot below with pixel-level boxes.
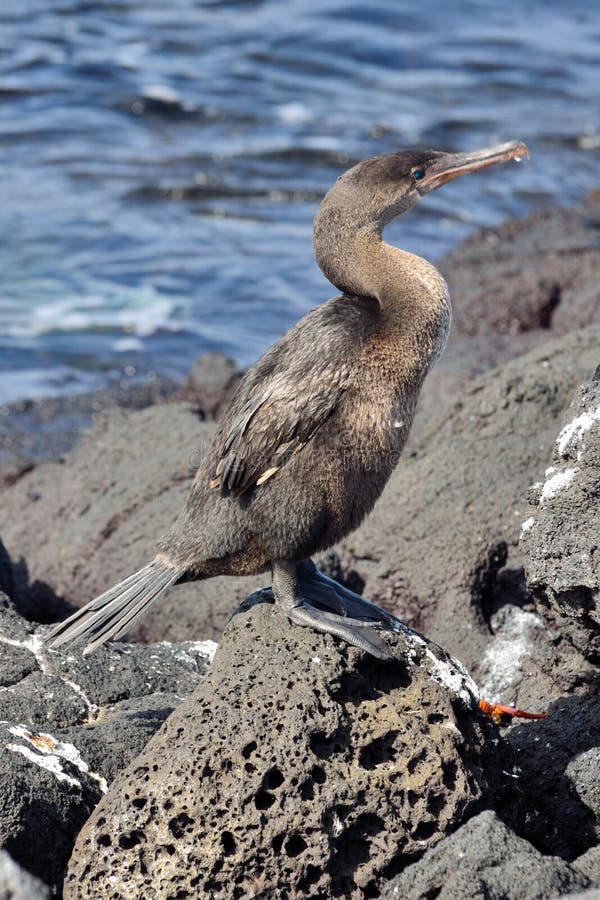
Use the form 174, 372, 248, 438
202, 297, 377, 497
212, 368, 347, 496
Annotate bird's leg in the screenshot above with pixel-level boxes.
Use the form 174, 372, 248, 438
272, 560, 397, 660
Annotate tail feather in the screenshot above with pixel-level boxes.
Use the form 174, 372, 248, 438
46, 560, 180, 655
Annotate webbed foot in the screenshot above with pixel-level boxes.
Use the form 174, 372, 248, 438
272, 559, 406, 660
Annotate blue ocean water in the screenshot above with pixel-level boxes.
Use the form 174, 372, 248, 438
0, 0, 598, 403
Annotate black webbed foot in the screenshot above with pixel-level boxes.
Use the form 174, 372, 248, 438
272, 559, 408, 661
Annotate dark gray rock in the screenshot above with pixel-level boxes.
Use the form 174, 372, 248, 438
439, 193, 600, 340
0, 593, 214, 893
0, 719, 104, 892
380, 810, 591, 900
558, 892, 600, 900
497, 695, 600, 861
404, 193, 600, 443
567, 749, 600, 833
521, 372, 600, 661
559, 893, 600, 900
0, 850, 49, 900
63, 599, 492, 900
179, 351, 243, 418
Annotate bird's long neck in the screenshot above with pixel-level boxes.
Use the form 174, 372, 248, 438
313, 201, 451, 364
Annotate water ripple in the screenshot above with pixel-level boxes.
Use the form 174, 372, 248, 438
0, 0, 598, 400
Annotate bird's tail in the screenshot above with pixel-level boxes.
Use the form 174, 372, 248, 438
45, 558, 180, 655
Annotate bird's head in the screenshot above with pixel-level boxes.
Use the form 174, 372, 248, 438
327, 141, 528, 229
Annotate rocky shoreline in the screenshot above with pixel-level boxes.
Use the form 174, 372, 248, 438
0, 195, 599, 898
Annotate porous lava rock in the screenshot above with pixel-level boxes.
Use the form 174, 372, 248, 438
521, 369, 600, 661
339, 326, 600, 707
380, 810, 592, 900
64, 599, 492, 899
0, 592, 214, 893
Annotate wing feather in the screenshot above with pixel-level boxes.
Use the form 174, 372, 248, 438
201, 294, 378, 497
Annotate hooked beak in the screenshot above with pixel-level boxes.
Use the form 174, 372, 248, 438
417, 140, 529, 195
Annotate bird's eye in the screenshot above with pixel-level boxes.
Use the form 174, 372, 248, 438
411, 169, 425, 181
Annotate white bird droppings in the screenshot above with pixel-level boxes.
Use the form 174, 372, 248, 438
521, 516, 536, 533
556, 405, 600, 456
6, 724, 108, 793
540, 466, 577, 502
7, 743, 82, 788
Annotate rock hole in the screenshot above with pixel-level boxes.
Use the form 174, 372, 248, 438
132, 797, 147, 810
427, 713, 444, 725
443, 762, 457, 791
118, 830, 144, 850
285, 834, 307, 858
263, 766, 284, 789
329, 813, 384, 890
358, 732, 398, 769
168, 812, 195, 838
312, 765, 326, 784
300, 779, 314, 801
412, 819, 437, 841
97, 833, 111, 847
538, 283, 561, 329
297, 863, 321, 892
407, 748, 428, 775
309, 730, 347, 759
221, 831, 236, 856
254, 790, 275, 810
426, 792, 445, 817
242, 740, 257, 759
272, 833, 284, 855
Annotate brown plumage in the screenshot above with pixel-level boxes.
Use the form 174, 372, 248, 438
47, 141, 527, 657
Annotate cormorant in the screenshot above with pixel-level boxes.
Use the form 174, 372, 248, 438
47, 141, 527, 659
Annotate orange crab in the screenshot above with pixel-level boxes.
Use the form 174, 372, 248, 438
478, 698, 547, 725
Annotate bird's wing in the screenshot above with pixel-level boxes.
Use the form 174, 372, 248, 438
199, 294, 379, 497
210, 365, 347, 496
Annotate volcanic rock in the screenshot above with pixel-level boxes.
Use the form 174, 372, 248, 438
179, 351, 243, 418
63, 598, 492, 899
380, 810, 591, 900
0, 592, 214, 893
439, 192, 600, 339
521, 369, 600, 661
0, 375, 178, 487
0, 850, 49, 900
567, 749, 600, 836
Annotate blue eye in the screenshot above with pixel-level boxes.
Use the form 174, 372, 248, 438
412, 169, 425, 181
